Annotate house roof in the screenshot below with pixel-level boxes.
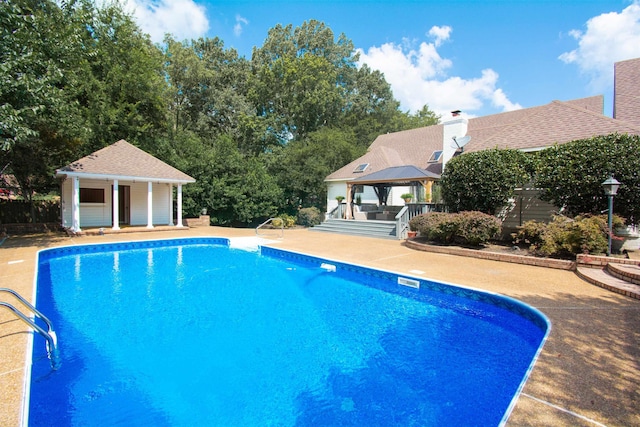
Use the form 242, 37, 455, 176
56, 140, 195, 184
326, 95, 640, 182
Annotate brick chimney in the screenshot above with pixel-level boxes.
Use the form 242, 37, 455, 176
613, 57, 640, 128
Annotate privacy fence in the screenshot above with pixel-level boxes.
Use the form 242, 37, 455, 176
0, 200, 61, 230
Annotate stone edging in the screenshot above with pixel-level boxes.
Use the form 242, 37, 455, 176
404, 239, 576, 270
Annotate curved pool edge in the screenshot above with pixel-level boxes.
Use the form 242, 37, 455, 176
26, 235, 552, 426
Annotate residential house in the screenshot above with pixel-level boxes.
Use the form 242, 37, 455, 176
324, 57, 640, 235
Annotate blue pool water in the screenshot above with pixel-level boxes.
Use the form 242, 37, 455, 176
29, 238, 548, 426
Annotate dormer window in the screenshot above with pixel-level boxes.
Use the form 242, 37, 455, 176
428, 150, 443, 163
353, 163, 369, 173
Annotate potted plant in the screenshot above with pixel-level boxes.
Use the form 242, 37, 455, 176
335, 195, 345, 204
401, 193, 414, 203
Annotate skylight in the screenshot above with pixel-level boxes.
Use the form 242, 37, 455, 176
353, 163, 369, 173
428, 150, 443, 163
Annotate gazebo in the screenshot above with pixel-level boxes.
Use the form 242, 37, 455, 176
345, 165, 439, 219
55, 140, 195, 232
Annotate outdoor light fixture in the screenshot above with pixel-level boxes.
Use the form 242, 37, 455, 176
602, 175, 621, 256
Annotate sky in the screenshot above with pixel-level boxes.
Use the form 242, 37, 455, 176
123, 0, 640, 119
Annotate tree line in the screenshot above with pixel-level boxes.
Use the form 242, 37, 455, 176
0, 0, 439, 225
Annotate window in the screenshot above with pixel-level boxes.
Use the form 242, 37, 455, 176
80, 188, 105, 203
428, 150, 443, 163
353, 163, 369, 173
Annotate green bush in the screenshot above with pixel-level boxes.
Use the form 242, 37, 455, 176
456, 211, 502, 246
535, 134, 640, 224
514, 214, 625, 257
409, 211, 501, 246
271, 214, 296, 228
440, 148, 533, 215
297, 207, 323, 227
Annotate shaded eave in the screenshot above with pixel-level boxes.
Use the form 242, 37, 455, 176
55, 171, 195, 185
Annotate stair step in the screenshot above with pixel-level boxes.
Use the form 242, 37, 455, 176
606, 263, 640, 285
310, 219, 398, 239
576, 266, 640, 300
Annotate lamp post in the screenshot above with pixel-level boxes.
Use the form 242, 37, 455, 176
602, 175, 621, 256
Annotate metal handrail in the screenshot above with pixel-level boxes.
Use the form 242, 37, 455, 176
256, 217, 284, 238
0, 288, 60, 370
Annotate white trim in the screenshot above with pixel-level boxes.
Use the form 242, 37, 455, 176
146, 181, 154, 229
168, 184, 173, 226
176, 184, 184, 227
71, 177, 81, 232
112, 179, 120, 230
56, 171, 194, 185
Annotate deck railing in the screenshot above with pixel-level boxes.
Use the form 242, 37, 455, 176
396, 203, 447, 239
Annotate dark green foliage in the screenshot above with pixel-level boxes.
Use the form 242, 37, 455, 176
409, 211, 501, 246
440, 149, 533, 215
514, 214, 625, 258
297, 207, 323, 227
535, 134, 640, 224
0, 199, 60, 223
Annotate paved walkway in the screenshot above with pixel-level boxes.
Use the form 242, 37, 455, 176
1, 227, 639, 426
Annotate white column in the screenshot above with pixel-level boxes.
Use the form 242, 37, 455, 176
71, 176, 81, 232
112, 179, 120, 230
168, 184, 174, 226
146, 181, 154, 229
176, 184, 184, 227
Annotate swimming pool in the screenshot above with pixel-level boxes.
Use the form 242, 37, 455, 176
27, 237, 549, 426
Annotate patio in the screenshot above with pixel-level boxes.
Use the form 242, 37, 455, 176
1, 227, 639, 426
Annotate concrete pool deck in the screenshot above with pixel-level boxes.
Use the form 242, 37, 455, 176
1, 227, 639, 426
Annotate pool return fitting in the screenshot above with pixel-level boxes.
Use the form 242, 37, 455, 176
0, 288, 60, 370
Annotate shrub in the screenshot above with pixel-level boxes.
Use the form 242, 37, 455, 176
271, 214, 296, 228
456, 211, 502, 246
409, 211, 501, 246
410, 212, 458, 243
297, 207, 323, 227
514, 214, 625, 257
535, 134, 640, 224
440, 148, 533, 215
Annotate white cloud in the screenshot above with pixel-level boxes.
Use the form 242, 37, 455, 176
123, 0, 209, 43
559, 1, 640, 91
234, 15, 249, 37
356, 26, 521, 117
428, 25, 452, 47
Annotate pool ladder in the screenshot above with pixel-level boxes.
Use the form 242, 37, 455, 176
0, 288, 60, 370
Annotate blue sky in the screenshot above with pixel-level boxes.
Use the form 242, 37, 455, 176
125, 0, 640, 119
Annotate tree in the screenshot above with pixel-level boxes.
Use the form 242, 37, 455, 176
250, 20, 358, 141
79, 1, 167, 152
535, 134, 640, 224
271, 127, 362, 212
158, 131, 282, 225
0, 0, 88, 217
440, 149, 533, 215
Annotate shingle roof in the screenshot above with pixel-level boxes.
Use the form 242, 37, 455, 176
351, 165, 439, 184
326, 95, 640, 182
56, 140, 195, 183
